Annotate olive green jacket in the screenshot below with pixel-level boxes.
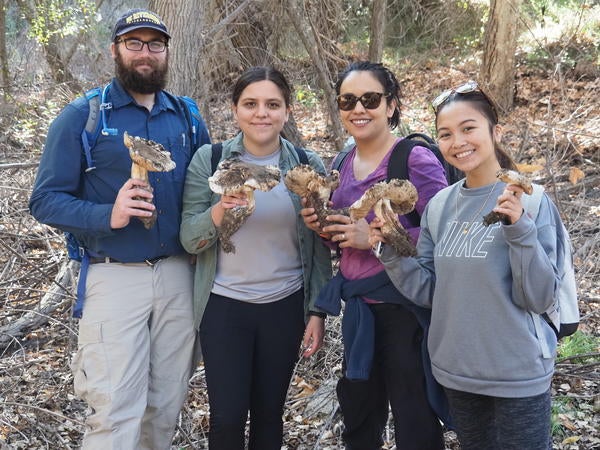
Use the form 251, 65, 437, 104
180, 133, 332, 329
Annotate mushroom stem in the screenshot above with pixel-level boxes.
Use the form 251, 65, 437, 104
131, 162, 149, 183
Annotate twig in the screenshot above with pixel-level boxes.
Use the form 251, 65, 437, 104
0, 162, 39, 170
3, 402, 85, 427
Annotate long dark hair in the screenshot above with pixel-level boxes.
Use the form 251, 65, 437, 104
435, 90, 517, 170
232, 66, 292, 107
335, 61, 401, 130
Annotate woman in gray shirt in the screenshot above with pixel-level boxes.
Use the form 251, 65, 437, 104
370, 82, 565, 450
180, 66, 331, 449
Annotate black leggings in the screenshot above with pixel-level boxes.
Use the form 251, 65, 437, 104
445, 388, 552, 450
199, 290, 305, 450
336, 303, 444, 450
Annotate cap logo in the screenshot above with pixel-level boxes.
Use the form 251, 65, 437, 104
125, 11, 163, 26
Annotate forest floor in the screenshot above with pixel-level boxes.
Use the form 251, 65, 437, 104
0, 57, 598, 449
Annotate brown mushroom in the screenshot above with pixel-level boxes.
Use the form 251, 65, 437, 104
349, 179, 419, 257
483, 169, 534, 226
123, 131, 176, 229
209, 157, 281, 253
284, 164, 348, 231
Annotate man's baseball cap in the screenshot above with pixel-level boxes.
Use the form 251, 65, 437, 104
111, 9, 171, 41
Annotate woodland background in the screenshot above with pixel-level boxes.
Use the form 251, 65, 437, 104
0, 0, 598, 449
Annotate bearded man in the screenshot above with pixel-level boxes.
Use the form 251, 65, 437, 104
29, 9, 210, 449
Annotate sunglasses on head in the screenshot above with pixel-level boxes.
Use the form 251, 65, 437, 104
336, 92, 390, 111
431, 80, 482, 113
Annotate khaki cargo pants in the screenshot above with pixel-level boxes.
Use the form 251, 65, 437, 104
71, 255, 195, 450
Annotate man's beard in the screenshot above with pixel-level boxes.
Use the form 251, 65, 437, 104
115, 50, 168, 94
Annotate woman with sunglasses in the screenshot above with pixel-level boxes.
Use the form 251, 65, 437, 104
180, 66, 331, 449
302, 61, 448, 449
369, 82, 563, 449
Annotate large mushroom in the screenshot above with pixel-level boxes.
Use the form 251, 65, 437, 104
209, 157, 281, 253
284, 164, 348, 231
123, 131, 176, 229
483, 169, 534, 226
349, 179, 419, 257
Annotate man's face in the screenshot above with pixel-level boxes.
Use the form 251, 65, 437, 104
111, 28, 169, 94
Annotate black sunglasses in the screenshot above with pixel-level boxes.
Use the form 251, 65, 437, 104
336, 92, 390, 111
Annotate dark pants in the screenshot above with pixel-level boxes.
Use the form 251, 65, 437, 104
199, 290, 305, 450
337, 303, 444, 450
445, 388, 552, 450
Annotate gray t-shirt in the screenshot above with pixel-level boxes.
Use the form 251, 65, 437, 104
212, 150, 303, 303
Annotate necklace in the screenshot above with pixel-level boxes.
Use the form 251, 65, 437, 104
455, 181, 499, 234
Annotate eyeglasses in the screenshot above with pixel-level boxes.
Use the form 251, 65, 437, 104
336, 92, 390, 111
431, 80, 481, 112
116, 38, 168, 53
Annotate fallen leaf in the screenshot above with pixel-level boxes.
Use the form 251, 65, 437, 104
516, 163, 544, 173
569, 167, 585, 184
562, 435, 581, 444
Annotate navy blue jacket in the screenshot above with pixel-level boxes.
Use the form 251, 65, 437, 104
29, 78, 210, 262
315, 270, 452, 427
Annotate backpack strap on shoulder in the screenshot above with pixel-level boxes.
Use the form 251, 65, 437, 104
211, 143, 224, 174
293, 146, 309, 165
177, 95, 199, 150
332, 144, 353, 172
388, 138, 421, 227
81, 87, 103, 172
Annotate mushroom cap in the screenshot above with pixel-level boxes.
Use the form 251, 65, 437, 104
349, 179, 418, 221
208, 157, 281, 195
496, 169, 533, 195
123, 131, 176, 172
284, 164, 339, 201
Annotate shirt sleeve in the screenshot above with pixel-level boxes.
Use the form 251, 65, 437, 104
503, 194, 561, 313
180, 144, 220, 254
29, 102, 114, 236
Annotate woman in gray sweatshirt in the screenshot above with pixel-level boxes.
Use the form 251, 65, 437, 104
369, 82, 564, 450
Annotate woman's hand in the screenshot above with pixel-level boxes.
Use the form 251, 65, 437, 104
322, 214, 371, 250
493, 185, 525, 225
300, 198, 323, 234
368, 217, 386, 249
210, 192, 248, 227
302, 315, 325, 358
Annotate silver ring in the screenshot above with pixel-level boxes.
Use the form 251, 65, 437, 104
342, 233, 346, 241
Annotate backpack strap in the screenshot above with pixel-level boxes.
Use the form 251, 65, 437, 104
388, 139, 422, 227
293, 146, 309, 165
177, 95, 205, 151
332, 144, 353, 172
81, 87, 103, 172
210, 143, 224, 173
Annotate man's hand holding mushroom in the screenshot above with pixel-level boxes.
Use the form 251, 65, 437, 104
110, 178, 155, 229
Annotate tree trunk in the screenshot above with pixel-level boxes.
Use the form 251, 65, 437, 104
0, 0, 9, 97
479, 0, 523, 112
284, 0, 346, 150
368, 0, 386, 62
150, 0, 205, 99
14, 0, 79, 90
